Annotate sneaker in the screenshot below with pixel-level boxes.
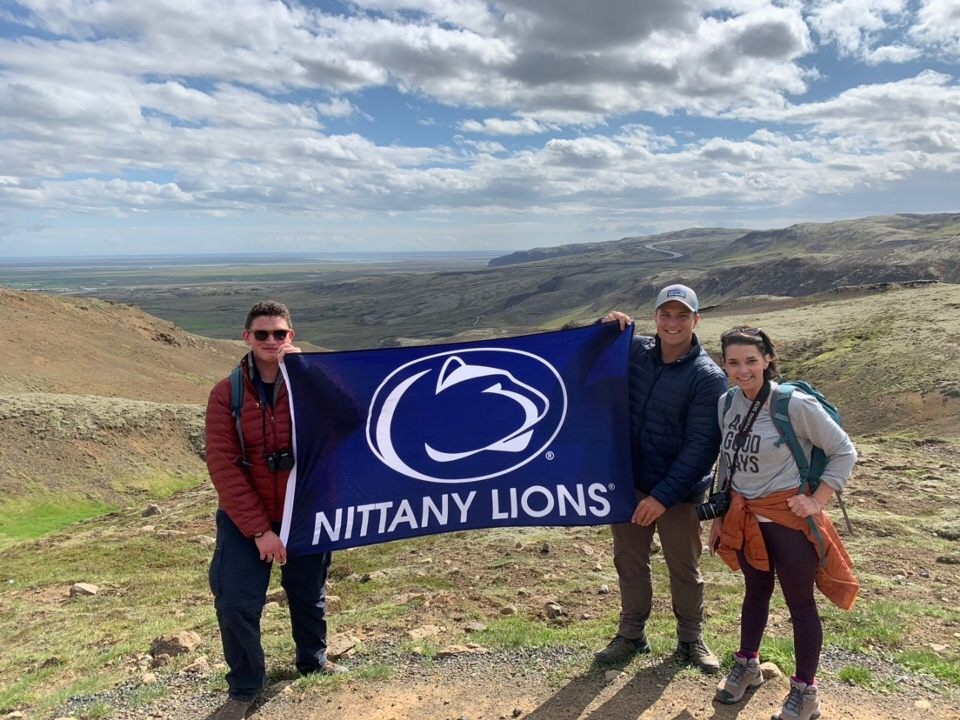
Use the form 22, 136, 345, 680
594, 634, 651, 663
772, 678, 821, 720
207, 697, 255, 720
676, 638, 721, 673
715, 654, 763, 704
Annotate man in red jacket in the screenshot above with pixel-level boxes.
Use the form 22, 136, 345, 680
205, 301, 345, 720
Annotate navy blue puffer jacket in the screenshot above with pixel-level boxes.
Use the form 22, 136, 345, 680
628, 334, 727, 507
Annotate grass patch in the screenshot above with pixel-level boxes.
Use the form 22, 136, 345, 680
838, 665, 874, 686
110, 470, 203, 498
474, 614, 616, 651
756, 636, 795, 676
0, 497, 218, 712
897, 650, 960, 686
0, 471, 204, 547
128, 683, 170, 706
296, 661, 394, 694
73, 700, 115, 719
0, 496, 115, 543
541, 306, 594, 330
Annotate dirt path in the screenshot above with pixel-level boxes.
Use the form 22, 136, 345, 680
107, 646, 959, 720
240, 664, 958, 720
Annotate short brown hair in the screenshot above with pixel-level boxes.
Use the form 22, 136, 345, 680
244, 301, 292, 329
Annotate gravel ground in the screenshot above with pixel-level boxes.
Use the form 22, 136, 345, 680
50, 642, 959, 720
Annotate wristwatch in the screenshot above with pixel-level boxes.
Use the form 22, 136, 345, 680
253, 531, 264, 539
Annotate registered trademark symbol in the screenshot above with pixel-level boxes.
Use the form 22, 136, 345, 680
545, 451, 555, 461
608, 483, 615, 490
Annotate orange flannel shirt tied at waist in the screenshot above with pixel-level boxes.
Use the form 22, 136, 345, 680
717, 488, 859, 610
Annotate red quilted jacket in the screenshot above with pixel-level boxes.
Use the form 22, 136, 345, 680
205, 354, 292, 537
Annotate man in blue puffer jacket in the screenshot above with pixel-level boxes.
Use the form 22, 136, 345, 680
595, 284, 727, 672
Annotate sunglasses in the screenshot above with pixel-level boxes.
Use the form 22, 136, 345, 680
721, 326, 763, 340
250, 329, 291, 342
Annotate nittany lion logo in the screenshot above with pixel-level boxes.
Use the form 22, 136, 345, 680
366, 348, 567, 483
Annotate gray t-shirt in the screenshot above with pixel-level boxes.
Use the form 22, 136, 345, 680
716, 383, 857, 499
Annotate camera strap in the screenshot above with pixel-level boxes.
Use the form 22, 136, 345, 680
716, 380, 771, 493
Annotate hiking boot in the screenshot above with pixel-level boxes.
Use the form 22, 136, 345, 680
676, 638, 720, 673
772, 678, 821, 720
594, 634, 651, 663
207, 697, 254, 720
715, 654, 763, 704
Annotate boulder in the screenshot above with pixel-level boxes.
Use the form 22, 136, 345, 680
760, 662, 784, 680
69, 583, 99, 597
151, 630, 202, 658
406, 625, 443, 641
327, 634, 358, 660
544, 602, 564, 619
183, 655, 210, 673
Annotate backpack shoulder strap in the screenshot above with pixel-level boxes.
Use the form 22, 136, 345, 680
722, 386, 739, 417
228, 365, 250, 466
770, 383, 811, 484
772, 382, 831, 562
229, 365, 244, 415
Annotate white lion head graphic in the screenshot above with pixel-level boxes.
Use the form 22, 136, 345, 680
366, 348, 567, 483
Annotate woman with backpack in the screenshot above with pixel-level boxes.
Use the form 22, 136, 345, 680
708, 326, 858, 720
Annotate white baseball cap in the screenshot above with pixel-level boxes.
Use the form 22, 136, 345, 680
655, 284, 699, 312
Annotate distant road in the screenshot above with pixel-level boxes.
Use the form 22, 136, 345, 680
644, 239, 684, 259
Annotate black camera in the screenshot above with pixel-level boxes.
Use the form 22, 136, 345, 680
695, 490, 730, 522
265, 449, 295, 473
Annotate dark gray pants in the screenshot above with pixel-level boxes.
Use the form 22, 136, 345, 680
209, 509, 332, 700
611, 492, 705, 642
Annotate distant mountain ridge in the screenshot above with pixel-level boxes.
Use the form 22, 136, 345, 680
488, 228, 747, 267
489, 213, 960, 267
70, 211, 960, 351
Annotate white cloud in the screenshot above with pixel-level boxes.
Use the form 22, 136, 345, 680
543, 137, 624, 168
0, 0, 957, 253
460, 116, 555, 135
807, 0, 908, 58
910, 0, 960, 58
862, 43, 922, 64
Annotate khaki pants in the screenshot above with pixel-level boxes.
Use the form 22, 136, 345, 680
611, 491, 705, 643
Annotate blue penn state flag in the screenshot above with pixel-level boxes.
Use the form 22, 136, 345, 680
278, 323, 635, 554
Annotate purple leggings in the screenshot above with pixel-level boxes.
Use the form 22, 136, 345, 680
737, 521, 822, 684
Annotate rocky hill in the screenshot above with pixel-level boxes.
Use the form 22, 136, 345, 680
0, 287, 242, 402
0, 288, 245, 543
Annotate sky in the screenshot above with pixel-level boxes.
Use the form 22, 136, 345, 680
0, 0, 958, 257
